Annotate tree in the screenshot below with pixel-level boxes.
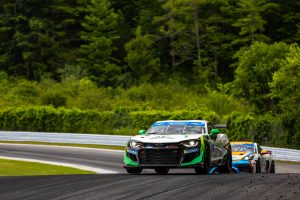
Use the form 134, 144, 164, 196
229, 42, 290, 111
125, 27, 160, 85
0, 0, 60, 80
195, 0, 237, 85
270, 44, 300, 147
155, 0, 212, 83
155, 0, 237, 85
265, 0, 300, 43
51, 0, 88, 69
78, 0, 121, 86
232, 0, 277, 46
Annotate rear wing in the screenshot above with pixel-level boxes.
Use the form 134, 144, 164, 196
261, 150, 272, 156
213, 124, 227, 129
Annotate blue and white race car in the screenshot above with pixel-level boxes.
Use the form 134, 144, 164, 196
231, 142, 275, 173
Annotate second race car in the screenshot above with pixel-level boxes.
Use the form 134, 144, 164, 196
231, 142, 275, 173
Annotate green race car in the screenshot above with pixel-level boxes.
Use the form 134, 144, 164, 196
124, 120, 232, 174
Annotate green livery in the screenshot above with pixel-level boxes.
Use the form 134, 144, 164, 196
123, 120, 232, 174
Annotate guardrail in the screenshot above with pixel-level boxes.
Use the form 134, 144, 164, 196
262, 146, 300, 162
0, 131, 299, 162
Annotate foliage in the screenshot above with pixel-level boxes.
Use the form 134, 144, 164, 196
78, 0, 121, 86
229, 42, 290, 111
41, 91, 67, 108
270, 45, 300, 113
0, 0, 299, 86
203, 87, 251, 118
265, 0, 300, 43
125, 26, 160, 84
0, 106, 218, 135
269, 45, 300, 148
0, 0, 60, 80
232, 0, 277, 45
0, 0, 299, 148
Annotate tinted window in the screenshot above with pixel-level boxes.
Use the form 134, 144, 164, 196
146, 124, 206, 135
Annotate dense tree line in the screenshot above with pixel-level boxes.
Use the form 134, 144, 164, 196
0, 0, 299, 148
1, 0, 299, 84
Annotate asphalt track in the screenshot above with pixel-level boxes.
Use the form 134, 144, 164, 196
0, 144, 300, 200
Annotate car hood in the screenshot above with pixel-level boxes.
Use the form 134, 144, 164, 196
130, 134, 203, 143
232, 151, 252, 161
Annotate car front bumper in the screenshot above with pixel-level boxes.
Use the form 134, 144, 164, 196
232, 160, 253, 173
124, 146, 204, 168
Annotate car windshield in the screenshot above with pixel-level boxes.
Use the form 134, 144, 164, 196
231, 144, 254, 153
146, 122, 206, 135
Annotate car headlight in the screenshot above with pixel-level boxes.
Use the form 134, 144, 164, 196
129, 140, 143, 149
181, 140, 199, 147
244, 154, 254, 160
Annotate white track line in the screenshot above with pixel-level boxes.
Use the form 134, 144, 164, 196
0, 143, 124, 153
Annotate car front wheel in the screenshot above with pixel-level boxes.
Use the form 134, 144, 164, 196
218, 147, 232, 173
195, 144, 210, 174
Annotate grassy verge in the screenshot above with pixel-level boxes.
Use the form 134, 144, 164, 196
0, 158, 95, 176
0, 141, 125, 150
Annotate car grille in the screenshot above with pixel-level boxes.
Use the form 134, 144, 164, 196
139, 149, 183, 165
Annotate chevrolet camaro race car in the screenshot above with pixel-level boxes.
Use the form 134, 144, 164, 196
231, 142, 275, 173
124, 120, 232, 174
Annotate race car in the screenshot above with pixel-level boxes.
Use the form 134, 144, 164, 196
124, 120, 232, 174
231, 142, 275, 173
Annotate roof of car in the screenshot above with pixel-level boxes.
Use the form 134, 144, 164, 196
152, 120, 208, 127
156, 120, 208, 123
231, 141, 255, 144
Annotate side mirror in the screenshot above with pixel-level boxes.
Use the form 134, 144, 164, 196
138, 130, 146, 135
210, 128, 220, 137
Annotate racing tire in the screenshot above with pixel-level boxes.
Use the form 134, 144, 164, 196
218, 147, 232, 173
255, 160, 261, 173
155, 168, 169, 175
268, 160, 275, 173
195, 144, 210, 175
265, 161, 270, 172
126, 167, 142, 174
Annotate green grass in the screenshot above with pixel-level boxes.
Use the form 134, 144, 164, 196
0, 158, 95, 176
0, 141, 125, 150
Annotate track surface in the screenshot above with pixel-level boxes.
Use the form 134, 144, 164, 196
0, 144, 300, 199
0, 144, 123, 173
0, 174, 300, 200
1, 143, 300, 173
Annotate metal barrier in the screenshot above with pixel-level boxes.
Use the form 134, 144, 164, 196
0, 131, 299, 162
262, 146, 300, 162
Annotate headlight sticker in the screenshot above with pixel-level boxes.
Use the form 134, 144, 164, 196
184, 148, 199, 153
127, 148, 139, 155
